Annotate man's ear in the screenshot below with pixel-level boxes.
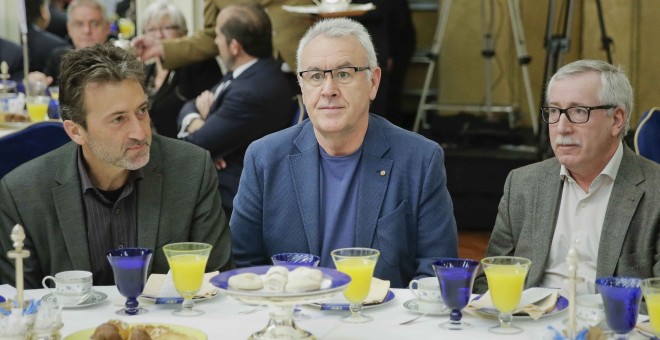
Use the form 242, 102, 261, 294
229, 39, 241, 56
63, 120, 86, 146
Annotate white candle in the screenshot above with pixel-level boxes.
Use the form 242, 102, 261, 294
17, 0, 28, 34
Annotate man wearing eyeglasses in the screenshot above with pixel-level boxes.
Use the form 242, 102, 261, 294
474, 59, 660, 295
230, 18, 458, 288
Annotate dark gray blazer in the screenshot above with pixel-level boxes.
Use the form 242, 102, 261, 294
474, 145, 660, 293
0, 135, 232, 288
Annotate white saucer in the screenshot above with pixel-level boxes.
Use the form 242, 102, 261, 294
42, 290, 108, 309
402, 299, 450, 316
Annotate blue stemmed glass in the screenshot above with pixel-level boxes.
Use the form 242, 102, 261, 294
432, 258, 480, 330
271, 253, 321, 267
107, 247, 153, 315
596, 277, 642, 340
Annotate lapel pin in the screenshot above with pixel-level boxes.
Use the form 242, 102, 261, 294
379, 170, 386, 176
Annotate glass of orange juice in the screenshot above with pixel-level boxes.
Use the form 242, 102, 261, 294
330, 247, 379, 323
481, 256, 531, 334
641, 278, 660, 337
163, 242, 212, 316
26, 96, 51, 122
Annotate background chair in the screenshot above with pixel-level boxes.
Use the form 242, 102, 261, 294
634, 107, 660, 164
0, 121, 70, 178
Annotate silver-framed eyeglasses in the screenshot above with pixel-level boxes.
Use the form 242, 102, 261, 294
541, 105, 616, 124
298, 66, 370, 86
145, 25, 181, 35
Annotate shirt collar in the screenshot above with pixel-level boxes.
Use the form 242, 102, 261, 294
559, 141, 624, 181
231, 58, 258, 79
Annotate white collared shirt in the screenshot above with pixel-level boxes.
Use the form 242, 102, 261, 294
541, 141, 623, 295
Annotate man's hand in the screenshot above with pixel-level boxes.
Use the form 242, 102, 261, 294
131, 36, 165, 61
214, 158, 227, 170
27, 72, 53, 87
187, 118, 205, 134
195, 91, 214, 119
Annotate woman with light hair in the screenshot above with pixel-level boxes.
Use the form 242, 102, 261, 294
141, 0, 222, 138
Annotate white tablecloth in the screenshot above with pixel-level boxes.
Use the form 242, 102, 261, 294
15, 286, 649, 339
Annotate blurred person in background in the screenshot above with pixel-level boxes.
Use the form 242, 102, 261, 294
43, 0, 111, 84
132, 0, 312, 94
0, 38, 24, 81
177, 3, 293, 219
140, 0, 222, 138
25, 0, 69, 73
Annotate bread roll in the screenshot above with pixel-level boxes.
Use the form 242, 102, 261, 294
228, 273, 264, 290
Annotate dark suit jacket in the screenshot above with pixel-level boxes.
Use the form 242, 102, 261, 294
474, 145, 660, 293
179, 58, 293, 216
231, 115, 459, 288
0, 135, 232, 289
0, 38, 24, 81
27, 24, 69, 73
43, 45, 73, 84
146, 58, 222, 138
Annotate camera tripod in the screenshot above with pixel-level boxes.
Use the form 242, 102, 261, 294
412, 0, 538, 135
537, 0, 613, 158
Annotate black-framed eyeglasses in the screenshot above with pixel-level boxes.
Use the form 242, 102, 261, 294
541, 105, 616, 124
298, 66, 370, 86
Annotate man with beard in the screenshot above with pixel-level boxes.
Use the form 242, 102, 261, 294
0, 44, 232, 288
474, 60, 660, 296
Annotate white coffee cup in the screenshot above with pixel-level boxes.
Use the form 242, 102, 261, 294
319, 0, 351, 11
408, 276, 442, 304
576, 294, 606, 327
42, 270, 93, 306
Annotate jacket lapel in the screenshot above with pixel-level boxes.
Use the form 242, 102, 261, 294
597, 147, 644, 277
355, 117, 391, 247
527, 160, 563, 286
52, 144, 92, 271
290, 124, 321, 254
137, 139, 163, 255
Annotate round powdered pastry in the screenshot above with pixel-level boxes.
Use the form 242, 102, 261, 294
228, 272, 264, 290
286, 277, 322, 293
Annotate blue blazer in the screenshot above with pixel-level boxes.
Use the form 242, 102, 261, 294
231, 114, 458, 288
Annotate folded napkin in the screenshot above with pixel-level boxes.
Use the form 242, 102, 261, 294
363, 277, 390, 305
467, 287, 558, 320
142, 271, 219, 303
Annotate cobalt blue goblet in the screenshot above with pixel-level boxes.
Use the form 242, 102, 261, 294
596, 276, 642, 340
271, 253, 321, 267
107, 247, 153, 315
432, 258, 480, 330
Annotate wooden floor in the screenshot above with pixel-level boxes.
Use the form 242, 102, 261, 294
457, 231, 491, 261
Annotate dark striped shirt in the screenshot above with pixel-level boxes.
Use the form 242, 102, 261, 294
76, 148, 143, 285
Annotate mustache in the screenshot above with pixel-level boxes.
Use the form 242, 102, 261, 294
125, 138, 151, 148
554, 135, 581, 146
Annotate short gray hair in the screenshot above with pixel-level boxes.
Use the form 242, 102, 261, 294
67, 0, 109, 23
296, 18, 378, 79
546, 59, 633, 138
140, 0, 188, 36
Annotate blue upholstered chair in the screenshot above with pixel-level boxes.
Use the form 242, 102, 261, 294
0, 121, 70, 178
634, 107, 660, 164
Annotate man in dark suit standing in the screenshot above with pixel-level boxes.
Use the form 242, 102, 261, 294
0, 44, 232, 288
177, 3, 293, 218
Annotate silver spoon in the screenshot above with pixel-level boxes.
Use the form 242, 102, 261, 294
399, 313, 428, 325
